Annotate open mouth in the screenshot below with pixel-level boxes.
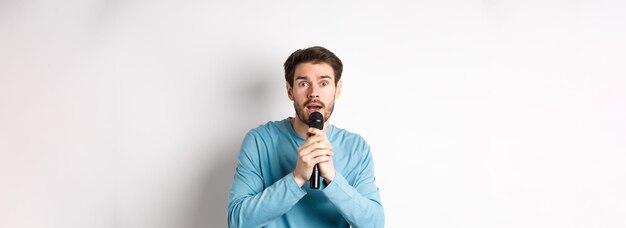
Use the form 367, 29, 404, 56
306, 103, 323, 112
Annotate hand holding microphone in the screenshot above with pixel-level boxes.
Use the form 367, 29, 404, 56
292, 112, 335, 189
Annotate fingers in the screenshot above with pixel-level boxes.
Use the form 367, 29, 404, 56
293, 151, 333, 187
298, 145, 333, 169
298, 141, 332, 156
293, 128, 335, 186
301, 149, 334, 162
304, 153, 333, 165
298, 128, 333, 167
307, 128, 324, 136
294, 150, 332, 177
300, 128, 330, 148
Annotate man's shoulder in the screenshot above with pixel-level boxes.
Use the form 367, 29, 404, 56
330, 125, 368, 144
330, 125, 372, 159
246, 118, 290, 138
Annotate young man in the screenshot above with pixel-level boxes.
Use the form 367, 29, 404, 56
227, 46, 384, 227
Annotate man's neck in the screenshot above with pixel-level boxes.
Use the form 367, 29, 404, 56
290, 116, 329, 139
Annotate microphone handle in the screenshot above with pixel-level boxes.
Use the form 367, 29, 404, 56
308, 111, 323, 190
310, 164, 320, 189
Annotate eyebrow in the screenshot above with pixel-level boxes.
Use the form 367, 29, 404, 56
295, 75, 333, 80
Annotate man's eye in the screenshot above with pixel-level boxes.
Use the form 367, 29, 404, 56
299, 82, 308, 87
321, 81, 329, 87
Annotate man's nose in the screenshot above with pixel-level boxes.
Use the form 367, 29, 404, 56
308, 87, 320, 99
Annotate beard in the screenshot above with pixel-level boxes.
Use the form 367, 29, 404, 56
293, 97, 336, 125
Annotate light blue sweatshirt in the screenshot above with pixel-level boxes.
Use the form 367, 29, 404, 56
228, 118, 384, 228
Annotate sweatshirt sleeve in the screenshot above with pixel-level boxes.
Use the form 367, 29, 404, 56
227, 131, 307, 228
321, 143, 385, 228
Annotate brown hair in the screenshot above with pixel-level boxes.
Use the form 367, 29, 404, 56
283, 46, 343, 86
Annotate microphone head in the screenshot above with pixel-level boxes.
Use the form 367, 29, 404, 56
308, 112, 324, 130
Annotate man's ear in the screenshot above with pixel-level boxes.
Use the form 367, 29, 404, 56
286, 82, 294, 100
335, 79, 343, 99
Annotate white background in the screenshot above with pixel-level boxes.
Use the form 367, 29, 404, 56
1, 0, 625, 227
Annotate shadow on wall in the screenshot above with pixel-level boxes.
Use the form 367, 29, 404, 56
189, 55, 279, 228
192, 143, 239, 228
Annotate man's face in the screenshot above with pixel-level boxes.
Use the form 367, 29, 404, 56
287, 62, 342, 125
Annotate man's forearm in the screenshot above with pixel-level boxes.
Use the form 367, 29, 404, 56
228, 174, 307, 227
322, 173, 385, 228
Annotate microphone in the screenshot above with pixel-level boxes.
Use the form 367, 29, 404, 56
308, 111, 324, 189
